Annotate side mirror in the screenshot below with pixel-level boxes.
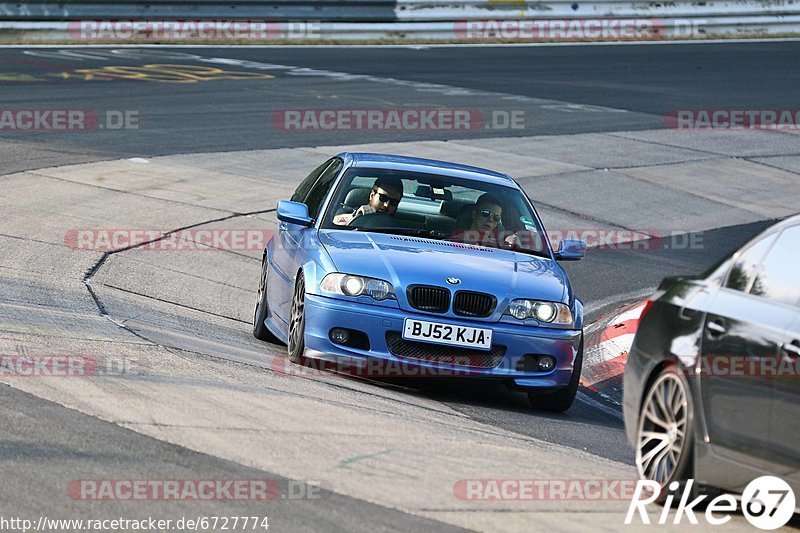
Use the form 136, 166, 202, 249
554, 239, 586, 261
657, 275, 687, 291
277, 200, 314, 227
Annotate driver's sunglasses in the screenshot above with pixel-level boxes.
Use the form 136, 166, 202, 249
479, 209, 502, 223
373, 190, 401, 207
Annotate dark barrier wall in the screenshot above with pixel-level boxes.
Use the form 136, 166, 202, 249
0, 1, 398, 21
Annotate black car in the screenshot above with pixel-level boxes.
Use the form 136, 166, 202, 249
623, 215, 800, 497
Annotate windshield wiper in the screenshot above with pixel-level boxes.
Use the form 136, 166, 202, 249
509, 246, 552, 259
350, 227, 445, 239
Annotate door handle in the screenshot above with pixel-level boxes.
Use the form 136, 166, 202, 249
706, 318, 727, 338
783, 340, 800, 358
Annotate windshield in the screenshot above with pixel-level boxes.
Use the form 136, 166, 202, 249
321, 167, 551, 257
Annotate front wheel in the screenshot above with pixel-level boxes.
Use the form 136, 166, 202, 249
635, 366, 694, 496
287, 273, 307, 364
527, 338, 583, 412
253, 257, 280, 343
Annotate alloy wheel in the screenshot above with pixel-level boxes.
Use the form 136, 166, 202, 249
636, 371, 689, 485
253, 260, 267, 329
288, 274, 305, 356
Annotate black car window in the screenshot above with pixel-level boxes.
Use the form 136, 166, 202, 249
291, 159, 333, 203
724, 232, 777, 293
305, 158, 344, 219
750, 225, 800, 307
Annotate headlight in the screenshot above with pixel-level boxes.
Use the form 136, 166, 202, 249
508, 299, 532, 320
506, 299, 573, 325
342, 275, 364, 296
533, 302, 557, 322
365, 278, 392, 300
320, 273, 396, 301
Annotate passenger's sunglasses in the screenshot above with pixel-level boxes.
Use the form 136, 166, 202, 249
478, 209, 502, 223
372, 190, 401, 207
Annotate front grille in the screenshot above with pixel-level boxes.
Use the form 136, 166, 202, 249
408, 285, 450, 313
453, 291, 496, 318
385, 332, 506, 368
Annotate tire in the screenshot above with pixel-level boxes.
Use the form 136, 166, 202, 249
635, 365, 694, 498
528, 337, 583, 412
287, 272, 306, 365
253, 257, 280, 343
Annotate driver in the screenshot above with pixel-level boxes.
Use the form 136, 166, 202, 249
333, 177, 403, 225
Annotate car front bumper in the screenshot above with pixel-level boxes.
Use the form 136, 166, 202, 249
302, 293, 582, 391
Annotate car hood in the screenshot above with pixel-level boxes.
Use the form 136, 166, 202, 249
318, 230, 568, 306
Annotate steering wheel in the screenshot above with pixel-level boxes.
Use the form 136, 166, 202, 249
348, 211, 395, 228
338, 202, 356, 214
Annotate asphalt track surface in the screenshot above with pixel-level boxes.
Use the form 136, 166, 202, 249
0, 41, 797, 159
0, 43, 798, 531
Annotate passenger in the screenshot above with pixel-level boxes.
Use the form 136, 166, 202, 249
450, 193, 520, 248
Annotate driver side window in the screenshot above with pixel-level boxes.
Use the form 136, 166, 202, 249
289, 157, 343, 220
724, 233, 777, 293
305, 158, 344, 219
291, 159, 331, 204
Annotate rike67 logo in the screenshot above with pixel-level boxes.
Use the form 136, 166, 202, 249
626, 476, 796, 530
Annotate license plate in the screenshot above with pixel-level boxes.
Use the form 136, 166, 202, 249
402, 319, 492, 351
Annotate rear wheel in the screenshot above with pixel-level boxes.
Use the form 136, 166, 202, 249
635, 366, 694, 496
287, 273, 306, 364
253, 258, 280, 343
528, 338, 583, 412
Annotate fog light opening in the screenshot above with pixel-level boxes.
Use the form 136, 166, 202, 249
330, 328, 350, 345
537, 356, 556, 372
328, 328, 371, 350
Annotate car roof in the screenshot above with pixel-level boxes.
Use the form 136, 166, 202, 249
768, 213, 800, 232
338, 152, 518, 188
744, 213, 800, 248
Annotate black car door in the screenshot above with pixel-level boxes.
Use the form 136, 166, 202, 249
758, 225, 800, 489
699, 229, 793, 472
775, 311, 800, 495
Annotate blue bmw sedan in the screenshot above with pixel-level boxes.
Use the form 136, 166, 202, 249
254, 153, 587, 411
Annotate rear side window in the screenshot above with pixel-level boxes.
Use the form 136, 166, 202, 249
750, 225, 800, 307
725, 233, 777, 292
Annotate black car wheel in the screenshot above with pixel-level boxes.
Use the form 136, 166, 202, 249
635, 366, 694, 490
528, 337, 583, 413
253, 257, 280, 343
287, 273, 306, 364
